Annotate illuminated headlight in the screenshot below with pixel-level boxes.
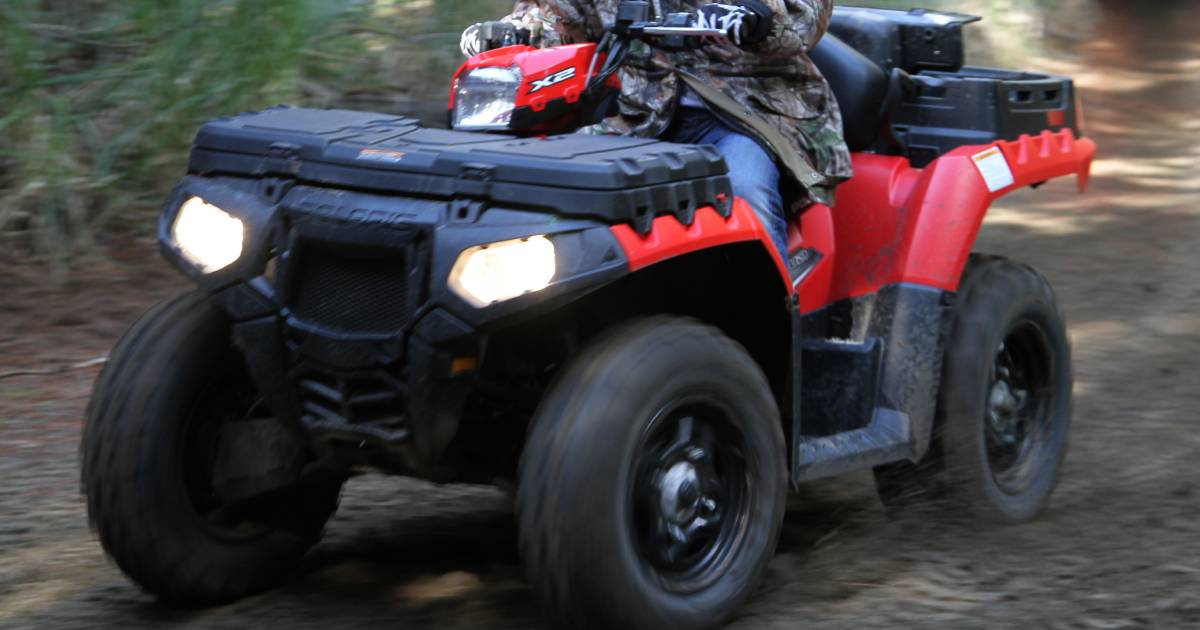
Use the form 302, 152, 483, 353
452, 66, 522, 130
449, 236, 556, 307
171, 197, 244, 273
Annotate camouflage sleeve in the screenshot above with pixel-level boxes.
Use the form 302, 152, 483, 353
501, 1, 603, 47
747, 0, 832, 59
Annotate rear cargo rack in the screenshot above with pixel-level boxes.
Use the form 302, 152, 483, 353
829, 6, 1082, 166
830, 6, 981, 74
892, 67, 1080, 167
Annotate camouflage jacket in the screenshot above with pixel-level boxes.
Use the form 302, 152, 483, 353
500, 0, 852, 204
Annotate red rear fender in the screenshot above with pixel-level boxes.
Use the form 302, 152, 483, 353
794, 130, 1096, 313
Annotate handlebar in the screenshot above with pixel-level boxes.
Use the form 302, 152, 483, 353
614, 2, 727, 42
582, 7, 728, 99
631, 25, 726, 38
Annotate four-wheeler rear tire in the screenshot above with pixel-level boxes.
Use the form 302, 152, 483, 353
517, 317, 787, 630
80, 291, 342, 606
874, 254, 1072, 522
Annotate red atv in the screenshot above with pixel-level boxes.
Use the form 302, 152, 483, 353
81, 4, 1095, 629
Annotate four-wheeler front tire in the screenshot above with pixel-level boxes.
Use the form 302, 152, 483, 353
81, 291, 342, 607
875, 255, 1072, 522
518, 317, 787, 630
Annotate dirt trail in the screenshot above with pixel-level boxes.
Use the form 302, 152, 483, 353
2, 3, 1199, 629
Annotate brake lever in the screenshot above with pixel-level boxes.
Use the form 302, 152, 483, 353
637, 26, 726, 37
625, 12, 727, 50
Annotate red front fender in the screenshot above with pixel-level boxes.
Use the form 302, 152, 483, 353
611, 197, 793, 292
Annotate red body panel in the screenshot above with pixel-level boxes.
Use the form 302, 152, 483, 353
451, 44, 619, 125
794, 130, 1096, 312
613, 130, 1096, 314
611, 199, 793, 291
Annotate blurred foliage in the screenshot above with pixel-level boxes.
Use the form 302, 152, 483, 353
0, 0, 510, 257
2, 0, 1074, 257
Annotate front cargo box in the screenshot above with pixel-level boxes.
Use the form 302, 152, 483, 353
188, 107, 732, 233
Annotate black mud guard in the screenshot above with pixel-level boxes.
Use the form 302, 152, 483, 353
791, 283, 953, 483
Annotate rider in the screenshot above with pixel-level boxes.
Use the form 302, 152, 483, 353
461, 1, 851, 260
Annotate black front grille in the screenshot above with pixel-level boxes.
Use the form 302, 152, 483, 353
290, 248, 413, 334
297, 369, 409, 443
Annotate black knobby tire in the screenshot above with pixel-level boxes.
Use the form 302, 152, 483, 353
81, 291, 341, 606
874, 255, 1072, 522
518, 317, 787, 630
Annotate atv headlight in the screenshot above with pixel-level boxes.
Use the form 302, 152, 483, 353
452, 66, 522, 130
171, 196, 244, 273
449, 236, 556, 307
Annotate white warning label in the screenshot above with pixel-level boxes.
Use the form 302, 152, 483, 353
971, 147, 1015, 192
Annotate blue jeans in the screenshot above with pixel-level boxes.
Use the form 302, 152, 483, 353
660, 108, 788, 259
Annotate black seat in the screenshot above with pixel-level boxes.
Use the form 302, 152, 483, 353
810, 33, 889, 151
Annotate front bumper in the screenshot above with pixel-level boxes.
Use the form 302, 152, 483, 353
160, 175, 628, 476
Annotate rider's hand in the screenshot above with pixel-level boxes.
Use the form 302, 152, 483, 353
460, 21, 531, 57
694, 2, 774, 47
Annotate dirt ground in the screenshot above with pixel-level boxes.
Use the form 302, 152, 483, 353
2, 4, 1199, 629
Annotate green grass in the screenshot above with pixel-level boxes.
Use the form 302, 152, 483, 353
0, 0, 511, 258
0, 0, 370, 255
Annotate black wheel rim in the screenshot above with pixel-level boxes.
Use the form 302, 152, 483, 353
629, 398, 751, 594
985, 319, 1056, 495
179, 369, 274, 542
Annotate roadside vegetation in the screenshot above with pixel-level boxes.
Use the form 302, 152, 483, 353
0, 0, 509, 258
1, 0, 1062, 259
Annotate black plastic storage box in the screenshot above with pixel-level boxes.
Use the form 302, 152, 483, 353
187, 107, 732, 233
890, 68, 1079, 166
827, 6, 1081, 165
828, 6, 981, 74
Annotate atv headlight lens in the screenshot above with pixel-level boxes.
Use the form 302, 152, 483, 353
449, 236, 556, 307
172, 197, 244, 273
452, 66, 522, 130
